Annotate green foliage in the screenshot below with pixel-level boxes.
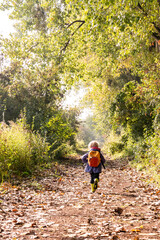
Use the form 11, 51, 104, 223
130, 130, 160, 183
0, 0, 160, 179
110, 142, 125, 155
45, 109, 79, 156
76, 115, 105, 147
51, 142, 75, 159
0, 119, 50, 181
0, 0, 81, 160
110, 81, 155, 139
133, 131, 160, 165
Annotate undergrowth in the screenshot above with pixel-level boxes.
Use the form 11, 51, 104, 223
0, 120, 50, 182
103, 129, 160, 185
130, 131, 160, 185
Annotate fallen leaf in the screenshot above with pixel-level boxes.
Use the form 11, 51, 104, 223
115, 226, 126, 233
134, 237, 139, 240
114, 207, 123, 215
87, 218, 93, 224
12, 209, 18, 212
23, 222, 37, 228
112, 235, 119, 240
139, 225, 143, 229
131, 229, 141, 232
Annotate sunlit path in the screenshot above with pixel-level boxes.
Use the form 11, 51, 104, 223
0, 157, 159, 239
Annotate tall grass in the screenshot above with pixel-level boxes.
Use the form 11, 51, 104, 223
0, 120, 50, 181
102, 130, 127, 157
103, 128, 160, 184
131, 131, 160, 183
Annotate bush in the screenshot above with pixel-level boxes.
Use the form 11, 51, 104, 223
51, 142, 75, 159
131, 131, 160, 165
103, 130, 127, 157
0, 120, 50, 181
129, 131, 160, 183
110, 142, 125, 154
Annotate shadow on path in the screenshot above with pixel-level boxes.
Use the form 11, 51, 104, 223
105, 157, 130, 169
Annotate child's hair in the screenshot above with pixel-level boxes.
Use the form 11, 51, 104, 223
88, 141, 99, 149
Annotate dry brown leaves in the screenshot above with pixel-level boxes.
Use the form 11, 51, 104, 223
0, 159, 160, 239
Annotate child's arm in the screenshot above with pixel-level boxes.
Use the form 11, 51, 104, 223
81, 153, 88, 163
100, 153, 106, 169
100, 153, 105, 163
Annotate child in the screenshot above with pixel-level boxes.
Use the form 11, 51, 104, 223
82, 141, 105, 193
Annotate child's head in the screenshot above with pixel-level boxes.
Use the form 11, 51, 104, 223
88, 141, 99, 149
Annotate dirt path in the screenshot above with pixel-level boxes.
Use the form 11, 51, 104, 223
0, 157, 160, 240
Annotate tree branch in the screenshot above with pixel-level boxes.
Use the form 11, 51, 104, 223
152, 32, 160, 41
66, 20, 85, 29
0, 73, 10, 84
25, 42, 39, 54
153, 23, 160, 35
59, 20, 85, 58
137, 2, 147, 16
137, 2, 160, 40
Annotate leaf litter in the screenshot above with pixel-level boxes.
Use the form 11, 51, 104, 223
0, 157, 160, 239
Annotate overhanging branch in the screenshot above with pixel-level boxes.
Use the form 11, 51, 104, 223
137, 2, 160, 40
59, 20, 85, 58
66, 20, 85, 29
153, 23, 160, 35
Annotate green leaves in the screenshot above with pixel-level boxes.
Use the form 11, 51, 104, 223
110, 81, 155, 139
0, 119, 50, 180
0, 0, 160, 162
0, 0, 82, 159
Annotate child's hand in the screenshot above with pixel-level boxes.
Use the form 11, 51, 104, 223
83, 163, 87, 169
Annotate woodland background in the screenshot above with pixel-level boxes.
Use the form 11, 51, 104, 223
0, 0, 160, 183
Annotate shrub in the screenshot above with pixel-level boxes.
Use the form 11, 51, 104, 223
0, 120, 50, 181
129, 131, 160, 183
51, 142, 75, 159
110, 142, 125, 154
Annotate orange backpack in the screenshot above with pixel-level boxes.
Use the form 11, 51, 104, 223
88, 150, 101, 167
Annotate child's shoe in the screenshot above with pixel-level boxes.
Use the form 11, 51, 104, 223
91, 183, 95, 193
94, 178, 99, 190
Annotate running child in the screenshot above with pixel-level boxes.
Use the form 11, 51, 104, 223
82, 141, 105, 193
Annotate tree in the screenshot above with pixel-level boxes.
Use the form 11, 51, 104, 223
0, 0, 82, 155
0, 0, 160, 159
65, 0, 160, 128
110, 81, 155, 139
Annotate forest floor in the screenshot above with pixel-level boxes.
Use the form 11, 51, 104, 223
0, 153, 160, 240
